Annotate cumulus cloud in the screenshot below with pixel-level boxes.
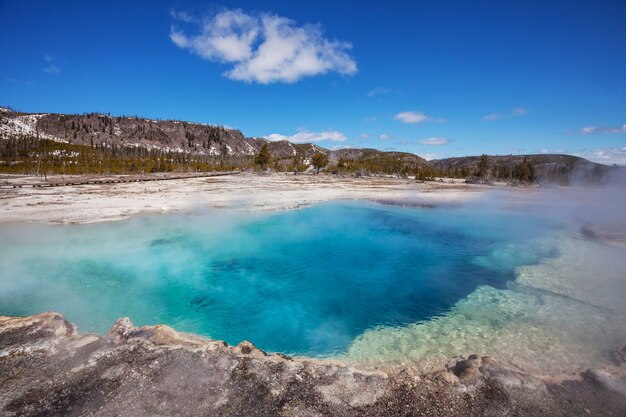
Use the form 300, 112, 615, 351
538, 147, 626, 165
378, 134, 391, 141
170, 8, 357, 84
579, 124, 626, 135
418, 153, 443, 161
420, 137, 450, 146
264, 130, 347, 144
483, 107, 528, 121
576, 147, 626, 165
394, 111, 444, 124
42, 54, 61, 74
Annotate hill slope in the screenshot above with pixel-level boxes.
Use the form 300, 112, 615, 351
0, 107, 616, 182
431, 154, 615, 184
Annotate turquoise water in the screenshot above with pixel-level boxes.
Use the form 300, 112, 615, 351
0, 202, 558, 357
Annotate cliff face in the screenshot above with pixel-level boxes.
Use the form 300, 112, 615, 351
1, 313, 625, 417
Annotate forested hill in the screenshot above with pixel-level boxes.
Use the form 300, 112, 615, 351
430, 154, 617, 184
0, 107, 618, 183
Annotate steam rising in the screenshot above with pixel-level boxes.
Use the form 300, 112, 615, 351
0, 174, 624, 370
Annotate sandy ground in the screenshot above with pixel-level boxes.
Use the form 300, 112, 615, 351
0, 173, 506, 224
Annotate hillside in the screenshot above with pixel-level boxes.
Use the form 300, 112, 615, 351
329, 148, 430, 176
0, 107, 256, 156
0, 108, 431, 175
0, 107, 616, 182
431, 154, 616, 184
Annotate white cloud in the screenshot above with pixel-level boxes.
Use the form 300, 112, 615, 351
170, 9, 357, 84
170, 10, 259, 62
43, 65, 60, 74
264, 130, 347, 144
580, 126, 597, 134
394, 111, 444, 124
483, 107, 528, 121
42, 54, 61, 74
367, 87, 398, 97
378, 134, 391, 141
578, 147, 626, 165
368, 87, 391, 97
418, 153, 443, 161
420, 137, 450, 146
538, 148, 626, 165
170, 10, 195, 23
536, 149, 566, 154
579, 124, 626, 135
483, 113, 503, 121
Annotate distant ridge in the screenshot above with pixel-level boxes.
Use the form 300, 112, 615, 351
0, 107, 617, 182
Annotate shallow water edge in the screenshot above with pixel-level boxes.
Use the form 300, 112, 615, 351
2, 311, 626, 416
0, 200, 566, 360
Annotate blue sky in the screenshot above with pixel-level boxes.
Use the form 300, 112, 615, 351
1, 0, 625, 163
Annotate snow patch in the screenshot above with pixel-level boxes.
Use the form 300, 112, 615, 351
124, 142, 189, 154
0, 113, 67, 143
244, 141, 257, 155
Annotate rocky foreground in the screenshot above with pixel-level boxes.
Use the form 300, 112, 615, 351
1, 313, 626, 416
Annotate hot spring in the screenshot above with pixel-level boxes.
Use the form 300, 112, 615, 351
1, 200, 625, 372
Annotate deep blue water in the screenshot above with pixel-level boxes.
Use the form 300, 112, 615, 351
0, 201, 557, 356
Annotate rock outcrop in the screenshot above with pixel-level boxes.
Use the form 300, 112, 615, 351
1, 313, 625, 416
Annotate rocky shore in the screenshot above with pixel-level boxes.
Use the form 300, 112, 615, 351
1, 313, 625, 416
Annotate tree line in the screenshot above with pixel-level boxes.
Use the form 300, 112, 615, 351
0, 135, 253, 176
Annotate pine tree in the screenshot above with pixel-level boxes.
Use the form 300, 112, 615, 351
311, 152, 329, 174
477, 154, 489, 177
255, 143, 271, 169
515, 157, 533, 181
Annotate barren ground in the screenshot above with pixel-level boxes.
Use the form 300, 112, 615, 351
0, 173, 506, 224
